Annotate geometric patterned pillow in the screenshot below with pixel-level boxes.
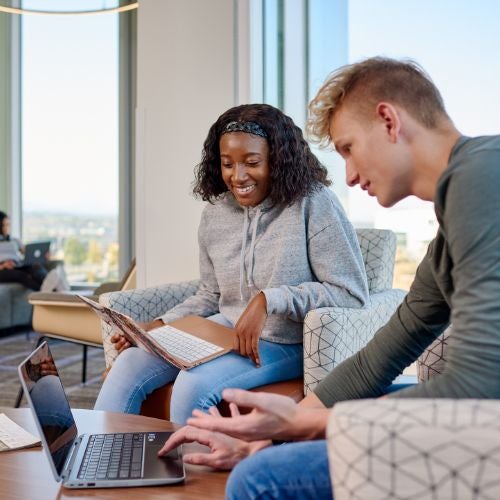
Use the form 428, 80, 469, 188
417, 325, 451, 382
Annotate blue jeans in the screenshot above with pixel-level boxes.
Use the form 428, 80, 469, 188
226, 440, 332, 499
94, 314, 302, 423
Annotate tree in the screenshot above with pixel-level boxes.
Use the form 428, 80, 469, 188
87, 240, 103, 264
63, 237, 87, 265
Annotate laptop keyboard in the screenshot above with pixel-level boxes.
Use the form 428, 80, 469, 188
78, 433, 144, 480
149, 325, 224, 363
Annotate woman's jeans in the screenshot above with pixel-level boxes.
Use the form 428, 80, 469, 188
94, 314, 303, 424
0, 263, 47, 290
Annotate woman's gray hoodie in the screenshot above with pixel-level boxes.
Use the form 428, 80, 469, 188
160, 185, 369, 344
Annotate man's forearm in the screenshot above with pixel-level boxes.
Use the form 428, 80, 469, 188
288, 408, 330, 441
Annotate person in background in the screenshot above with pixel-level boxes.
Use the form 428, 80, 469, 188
157, 57, 500, 499
0, 211, 67, 292
95, 103, 369, 424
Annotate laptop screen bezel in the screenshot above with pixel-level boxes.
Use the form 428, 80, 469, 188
18, 341, 78, 482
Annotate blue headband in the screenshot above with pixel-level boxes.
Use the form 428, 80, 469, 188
221, 120, 268, 139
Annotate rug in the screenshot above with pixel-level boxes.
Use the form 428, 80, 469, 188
0, 330, 105, 409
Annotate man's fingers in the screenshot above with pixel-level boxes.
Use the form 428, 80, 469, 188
222, 388, 274, 412
208, 406, 222, 417
229, 402, 241, 417
183, 452, 227, 469
157, 426, 212, 456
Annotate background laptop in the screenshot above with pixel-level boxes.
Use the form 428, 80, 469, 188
18, 341, 185, 489
22, 241, 51, 266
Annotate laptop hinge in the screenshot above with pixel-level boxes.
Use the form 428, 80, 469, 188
61, 436, 82, 480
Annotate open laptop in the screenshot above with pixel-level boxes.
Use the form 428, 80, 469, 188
22, 241, 51, 266
18, 341, 185, 489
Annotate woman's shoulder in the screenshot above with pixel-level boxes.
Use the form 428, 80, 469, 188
301, 184, 342, 210
200, 193, 241, 222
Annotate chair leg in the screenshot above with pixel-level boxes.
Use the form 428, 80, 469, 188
82, 345, 88, 384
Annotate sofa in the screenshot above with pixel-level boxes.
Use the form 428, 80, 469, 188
99, 228, 407, 420
0, 282, 33, 330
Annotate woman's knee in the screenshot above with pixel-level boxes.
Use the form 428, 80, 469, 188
170, 371, 221, 423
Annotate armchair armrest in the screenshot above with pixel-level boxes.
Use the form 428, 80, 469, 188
327, 398, 500, 499
303, 289, 406, 395
99, 279, 199, 367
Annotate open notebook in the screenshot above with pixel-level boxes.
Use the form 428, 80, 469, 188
77, 295, 234, 370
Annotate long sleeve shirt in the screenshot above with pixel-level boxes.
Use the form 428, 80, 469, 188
315, 135, 500, 404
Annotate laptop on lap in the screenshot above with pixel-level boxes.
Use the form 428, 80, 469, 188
22, 241, 51, 266
18, 341, 185, 489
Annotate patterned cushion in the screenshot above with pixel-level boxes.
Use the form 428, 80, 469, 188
303, 289, 406, 394
328, 398, 500, 500
417, 326, 451, 382
356, 229, 396, 293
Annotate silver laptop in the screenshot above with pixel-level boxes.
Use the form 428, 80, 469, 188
18, 341, 185, 489
22, 241, 51, 266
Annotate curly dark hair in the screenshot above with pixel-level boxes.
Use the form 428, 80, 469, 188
193, 104, 330, 206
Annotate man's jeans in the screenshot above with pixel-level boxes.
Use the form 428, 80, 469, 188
227, 440, 332, 499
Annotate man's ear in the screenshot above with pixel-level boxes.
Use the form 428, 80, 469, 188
376, 102, 401, 143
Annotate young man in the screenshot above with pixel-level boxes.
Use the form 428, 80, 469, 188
158, 57, 500, 498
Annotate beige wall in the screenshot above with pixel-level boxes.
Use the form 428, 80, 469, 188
136, 0, 248, 287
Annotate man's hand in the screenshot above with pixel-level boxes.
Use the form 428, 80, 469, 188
111, 318, 165, 354
188, 389, 331, 442
158, 426, 255, 470
233, 292, 268, 366
188, 389, 299, 441
158, 406, 270, 470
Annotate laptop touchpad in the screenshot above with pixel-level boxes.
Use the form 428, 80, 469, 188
143, 432, 184, 480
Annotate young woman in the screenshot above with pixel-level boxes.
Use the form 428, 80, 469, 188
0, 211, 47, 290
94, 104, 369, 423
0, 211, 68, 292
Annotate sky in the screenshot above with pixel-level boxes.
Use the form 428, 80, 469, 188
345, 0, 500, 223
21, 0, 119, 215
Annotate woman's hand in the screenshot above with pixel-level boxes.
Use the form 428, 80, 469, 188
233, 292, 268, 366
111, 318, 165, 354
0, 260, 16, 270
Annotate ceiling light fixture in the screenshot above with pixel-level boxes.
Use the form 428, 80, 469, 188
0, 2, 138, 16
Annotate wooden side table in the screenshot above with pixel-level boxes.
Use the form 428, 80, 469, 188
0, 408, 228, 500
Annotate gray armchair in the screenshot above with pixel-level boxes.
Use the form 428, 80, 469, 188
303, 229, 407, 394
100, 229, 406, 400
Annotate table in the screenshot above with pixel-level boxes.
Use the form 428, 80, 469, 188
0, 408, 228, 500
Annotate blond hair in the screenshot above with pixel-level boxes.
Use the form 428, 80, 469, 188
307, 57, 449, 147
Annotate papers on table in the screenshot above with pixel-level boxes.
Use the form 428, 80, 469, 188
0, 413, 41, 452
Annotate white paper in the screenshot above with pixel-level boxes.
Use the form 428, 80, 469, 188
0, 413, 41, 451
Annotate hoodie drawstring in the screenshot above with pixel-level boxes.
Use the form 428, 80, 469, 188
239, 207, 262, 301
239, 208, 249, 301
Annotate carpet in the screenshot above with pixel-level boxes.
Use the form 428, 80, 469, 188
0, 329, 105, 410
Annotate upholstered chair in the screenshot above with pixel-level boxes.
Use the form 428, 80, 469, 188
99, 228, 406, 420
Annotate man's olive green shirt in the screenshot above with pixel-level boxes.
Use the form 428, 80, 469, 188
315, 135, 500, 405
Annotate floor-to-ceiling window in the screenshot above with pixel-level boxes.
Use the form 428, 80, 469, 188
259, 0, 500, 290
21, 1, 122, 284
345, 0, 500, 289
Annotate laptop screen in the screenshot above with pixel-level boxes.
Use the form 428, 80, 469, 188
18, 342, 78, 479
